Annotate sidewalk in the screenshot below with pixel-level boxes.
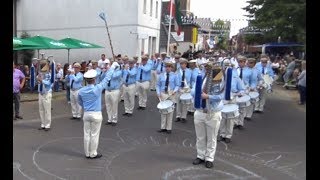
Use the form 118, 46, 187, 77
20, 90, 66, 102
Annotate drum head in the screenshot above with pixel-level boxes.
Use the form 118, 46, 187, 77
180, 93, 192, 100
236, 95, 250, 103
249, 92, 259, 98
157, 100, 173, 109
221, 104, 239, 113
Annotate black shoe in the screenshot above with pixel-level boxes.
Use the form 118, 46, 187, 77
120, 99, 124, 102
127, 113, 133, 117
205, 161, 214, 168
166, 130, 172, 134
157, 129, 167, 133
233, 125, 238, 129
44, 128, 50, 131
187, 111, 194, 116
91, 154, 102, 159
123, 113, 129, 116
38, 127, 45, 130
140, 107, 146, 110
192, 158, 205, 165
237, 125, 244, 130
111, 122, 117, 126
224, 138, 231, 143
137, 106, 142, 110
181, 118, 186, 123
254, 110, 263, 113
70, 117, 77, 120
105, 122, 112, 125
175, 117, 181, 122
85, 156, 90, 159
244, 117, 251, 121
15, 115, 23, 119
217, 136, 224, 142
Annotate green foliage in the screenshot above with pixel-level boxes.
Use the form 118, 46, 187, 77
18, 32, 35, 66
242, 0, 305, 45
213, 20, 230, 50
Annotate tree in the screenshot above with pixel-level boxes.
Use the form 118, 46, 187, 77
242, 0, 306, 45
18, 32, 35, 66
212, 20, 229, 50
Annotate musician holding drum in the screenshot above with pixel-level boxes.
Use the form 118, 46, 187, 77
156, 61, 179, 134
255, 55, 275, 113
191, 62, 226, 169
175, 58, 192, 123
218, 59, 244, 143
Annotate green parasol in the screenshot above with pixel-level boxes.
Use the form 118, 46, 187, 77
13, 37, 44, 49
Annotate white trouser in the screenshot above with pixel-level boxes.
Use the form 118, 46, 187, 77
120, 84, 124, 101
83, 111, 102, 157
188, 98, 195, 112
255, 88, 267, 111
150, 70, 158, 90
159, 93, 176, 130
105, 89, 120, 123
39, 92, 52, 128
70, 89, 82, 118
194, 110, 221, 162
136, 81, 150, 107
219, 117, 236, 139
235, 107, 246, 126
176, 92, 189, 119
245, 104, 254, 118
123, 84, 136, 114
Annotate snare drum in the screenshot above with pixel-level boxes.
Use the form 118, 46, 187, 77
221, 104, 239, 119
248, 92, 259, 103
235, 95, 251, 108
180, 93, 192, 104
157, 100, 175, 114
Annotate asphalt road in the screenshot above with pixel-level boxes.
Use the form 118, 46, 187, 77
13, 86, 306, 180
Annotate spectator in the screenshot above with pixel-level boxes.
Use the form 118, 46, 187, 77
13, 61, 26, 120
297, 61, 306, 105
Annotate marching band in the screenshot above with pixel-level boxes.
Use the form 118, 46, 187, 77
30, 51, 276, 167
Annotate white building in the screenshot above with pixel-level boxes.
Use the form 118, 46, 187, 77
16, 0, 162, 64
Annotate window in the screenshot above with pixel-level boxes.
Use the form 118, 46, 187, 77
155, 1, 158, 18
150, 0, 153, 17
143, 0, 147, 14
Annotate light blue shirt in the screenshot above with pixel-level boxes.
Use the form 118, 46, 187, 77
156, 71, 179, 96
69, 72, 83, 90
136, 63, 152, 82
151, 58, 160, 70
255, 62, 274, 78
249, 67, 262, 89
102, 68, 122, 91
190, 67, 200, 89
176, 68, 192, 89
77, 69, 113, 112
122, 66, 137, 85
94, 68, 103, 84
38, 73, 53, 94
231, 75, 245, 94
156, 60, 166, 74
191, 73, 225, 112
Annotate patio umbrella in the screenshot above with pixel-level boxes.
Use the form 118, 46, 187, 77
13, 37, 44, 49
23, 35, 79, 58
60, 37, 104, 64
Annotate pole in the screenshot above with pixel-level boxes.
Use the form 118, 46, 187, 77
166, 0, 173, 55
99, 12, 115, 60
68, 49, 70, 64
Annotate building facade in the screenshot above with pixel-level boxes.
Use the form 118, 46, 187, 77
16, 0, 162, 63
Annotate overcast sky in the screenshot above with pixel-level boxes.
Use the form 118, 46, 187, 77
190, 0, 249, 37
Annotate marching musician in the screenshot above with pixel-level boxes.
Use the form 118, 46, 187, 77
150, 53, 160, 91
156, 61, 179, 134
175, 58, 192, 123
90, 60, 102, 84
236, 56, 255, 121
218, 59, 245, 143
77, 67, 114, 159
255, 55, 274, 113
37, 61, 53, 131
102, 61, 122, 126
173, 54, 181, 72
136, 55, 152, 110
156, 52, 167, 75
187, 59, 200, 115
69, 63, 84, 120
122, 59, 138, 116
191, 62, 225, 169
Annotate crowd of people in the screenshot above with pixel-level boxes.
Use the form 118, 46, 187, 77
13, 48, 306, 168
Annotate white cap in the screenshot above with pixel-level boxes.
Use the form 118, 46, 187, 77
110, 61, 120, 69
84, 69, 97, 78
189, 59, 197, 63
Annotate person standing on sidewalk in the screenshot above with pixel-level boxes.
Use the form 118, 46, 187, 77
78, 68, 114, 159
37, 62, 53, 131
13, 61, 26, 120
297, 61, 306, 105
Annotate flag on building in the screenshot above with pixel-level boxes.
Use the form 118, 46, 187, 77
168, 0, 182, 36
